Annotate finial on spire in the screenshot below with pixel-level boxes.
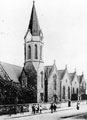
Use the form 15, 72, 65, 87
33, 0, 35, 4
28, 0, 41, 36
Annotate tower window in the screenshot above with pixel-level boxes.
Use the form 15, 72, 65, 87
40, 46, 42, 60
53, 74, 57, 90
40, 93, 43, 101
35, 44, 38, 59
41, 72, 43, 88
28, 45, 31, 59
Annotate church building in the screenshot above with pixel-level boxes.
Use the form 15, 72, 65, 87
0, 1, 86, 104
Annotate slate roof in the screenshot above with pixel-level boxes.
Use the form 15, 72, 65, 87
44, 65, 67, 80
69, 73, 75, 82
0, 62, 22, 83
28, 1, 41, 36
77, 75, 83, 84
57, 69, 65, 80
69, 72, 81, 83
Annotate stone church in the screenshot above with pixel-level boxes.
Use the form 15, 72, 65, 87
20, 1, 44, 103
0, 1, 86, 103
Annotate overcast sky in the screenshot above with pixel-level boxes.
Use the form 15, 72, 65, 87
0, 0, 87, 78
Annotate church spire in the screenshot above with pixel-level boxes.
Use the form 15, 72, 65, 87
28, 1, 40, 36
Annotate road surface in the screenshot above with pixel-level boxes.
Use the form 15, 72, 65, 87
4, 105, 87, 120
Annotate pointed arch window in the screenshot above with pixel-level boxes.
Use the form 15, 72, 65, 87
73, 87, 74, 94
63, 86, 65, 99
41, 71, 43, 88
28, 45, 31, 59
53, 74, 57, 90
68, 87, 70, 99
35, 44, 38, 59
40, 46, 42, 60
77, 88, 78, 95
85, 83, 86, 89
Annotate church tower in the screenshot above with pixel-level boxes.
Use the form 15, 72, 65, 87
23, 1, 44, 103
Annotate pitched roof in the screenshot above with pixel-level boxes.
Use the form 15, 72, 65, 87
69, 73, 75, 82
77, 75, 83, 84
0, 62, 22, 83
69, 71, 80, 83
28, 1, 41, 36
57, 69, 65, 80
44, 65, 53, 78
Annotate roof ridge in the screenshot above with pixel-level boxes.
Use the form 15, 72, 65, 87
0, 61, 22, 68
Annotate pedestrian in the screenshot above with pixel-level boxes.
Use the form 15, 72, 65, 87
68, 100, 71, 107
37, 104, 39, 113
21, 105, 23, 113
76, 102, 79, 110
39, 105, 42, 113
33, 105, 35, 114
53, 103, 57, 112
35, 105, 38, 113
32, 104, 35, 114
50, 103, 53, 113
32, 105, 34, 114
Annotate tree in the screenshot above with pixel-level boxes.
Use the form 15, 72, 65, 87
23, 63, 37, 103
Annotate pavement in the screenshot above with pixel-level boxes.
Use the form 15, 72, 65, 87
3, 103, 87, 119
0, 102, 87, 120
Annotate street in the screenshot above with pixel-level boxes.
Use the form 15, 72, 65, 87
2, 104, 87, 120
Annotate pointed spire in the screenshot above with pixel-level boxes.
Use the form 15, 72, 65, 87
28, 1, 41, 36
33, 0, 35, 4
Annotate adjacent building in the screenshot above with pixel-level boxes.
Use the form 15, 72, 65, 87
44, 62, 60, 103
58, 66, 71, 101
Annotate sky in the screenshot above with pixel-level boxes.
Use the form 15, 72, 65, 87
0, 0, 87, 78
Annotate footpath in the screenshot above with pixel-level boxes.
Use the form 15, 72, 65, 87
0, 101, 87, 120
